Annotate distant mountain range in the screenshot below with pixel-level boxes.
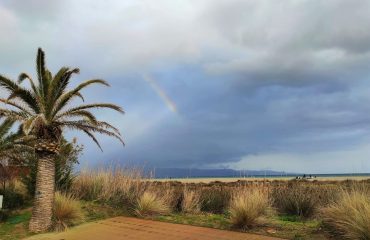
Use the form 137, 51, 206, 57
144, 168, 293, 179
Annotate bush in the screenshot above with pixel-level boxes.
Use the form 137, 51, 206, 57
72, 168, 148, 209
71, 170, 106, 201
54, 192, 84, 231
200, 187, 231, 214
0, 187, 24, 209
0, 209, 10, 222
271, 183, 335, 218
321, 188, 370, 239
181, 186, 200, 214
229, 188, 269, 229
135, 191, 170, 217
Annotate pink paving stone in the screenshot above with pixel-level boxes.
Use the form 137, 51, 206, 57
26, 216, 283, 240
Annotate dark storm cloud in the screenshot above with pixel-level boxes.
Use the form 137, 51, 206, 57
106, 68, 370, 169
203, 0, 370, 89
1, 0, 370, 172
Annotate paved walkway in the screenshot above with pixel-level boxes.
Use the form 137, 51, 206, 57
26, 217, 282, 240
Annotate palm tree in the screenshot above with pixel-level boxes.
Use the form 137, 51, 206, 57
0, 119, 33, 163
0, 119, 33, 189
0, 48, 124, 232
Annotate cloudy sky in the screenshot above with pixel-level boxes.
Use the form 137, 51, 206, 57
1, 0, 370, 173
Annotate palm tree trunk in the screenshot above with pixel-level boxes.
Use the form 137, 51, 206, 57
29, 153, 55, 232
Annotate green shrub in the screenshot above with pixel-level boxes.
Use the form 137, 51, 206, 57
0, 209, 10, 222
0, 187, 24, 209
200, 187, 231, 214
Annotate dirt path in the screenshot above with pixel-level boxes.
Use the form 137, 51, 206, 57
26, 217, 283, 240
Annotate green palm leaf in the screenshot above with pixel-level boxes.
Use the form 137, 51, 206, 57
0, 48, 123, 149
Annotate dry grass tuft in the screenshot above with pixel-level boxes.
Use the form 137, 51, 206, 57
71, 167, 148, 208
321, 186, 370, 240
271, 183, 337, 218
54, 192, 84, 231
182, 186, 201, 214
135, 191, 171, 217
229, 188, 269, 229
200, 187, 231, 213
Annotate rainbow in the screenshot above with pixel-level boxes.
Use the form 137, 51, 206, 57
143, 74, 177, 113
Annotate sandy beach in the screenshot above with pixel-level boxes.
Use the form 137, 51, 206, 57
152, 175, 370, 183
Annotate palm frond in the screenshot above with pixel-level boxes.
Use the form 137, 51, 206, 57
18, 73, 38, 93
0, 119, 33, 162
51, 79, 110, 117
22, 115, 42, 135
0, 74, 19, 92
0, 109, 28, 121
48, 68, 80, 102
0, 48, 123, 151
0, 98, 33, 115
53, 68, 80, 97
0, 119, 15, 139
81, 129, 103, 151
0, 76, 40, 113
36, 48, 46, 97
97, 121, 121, 135
60, 120, 124, 145
57, 110, 97, 124
57, 103, 124, 117
75, 92, 85, 102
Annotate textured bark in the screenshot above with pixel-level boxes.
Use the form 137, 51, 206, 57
29, 153, 55, 233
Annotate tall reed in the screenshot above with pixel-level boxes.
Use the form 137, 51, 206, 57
321, 186, 370, 239
71, 167, 149, 208
182, 186, 201, 213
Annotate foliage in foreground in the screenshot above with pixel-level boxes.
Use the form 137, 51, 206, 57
181, 186, 201, 214
200, 187, 231, 214
271, 182, 336, 218
54, 192, 84, 231
229, 188, 269, 229
135, 191, 171, 217
0, 201, 126, 240
0, 210, 31, 240
321, 187, 370, 240
72, 168, 147, 208
0, 180, 28, 213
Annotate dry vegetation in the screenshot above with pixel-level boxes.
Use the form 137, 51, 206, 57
181, 186, 201, 214
71, 167, 148, 208
68, 169, 370, 239
229, 188, 270, 229
321, 186, 370, 240
54, 192, 84, 231
271, 182, 338, 218
3, 168, 370, 239
59, 170, 370, 239
135, 191, 171, 217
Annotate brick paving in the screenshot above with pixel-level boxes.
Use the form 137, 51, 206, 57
26, 217, 283, 240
